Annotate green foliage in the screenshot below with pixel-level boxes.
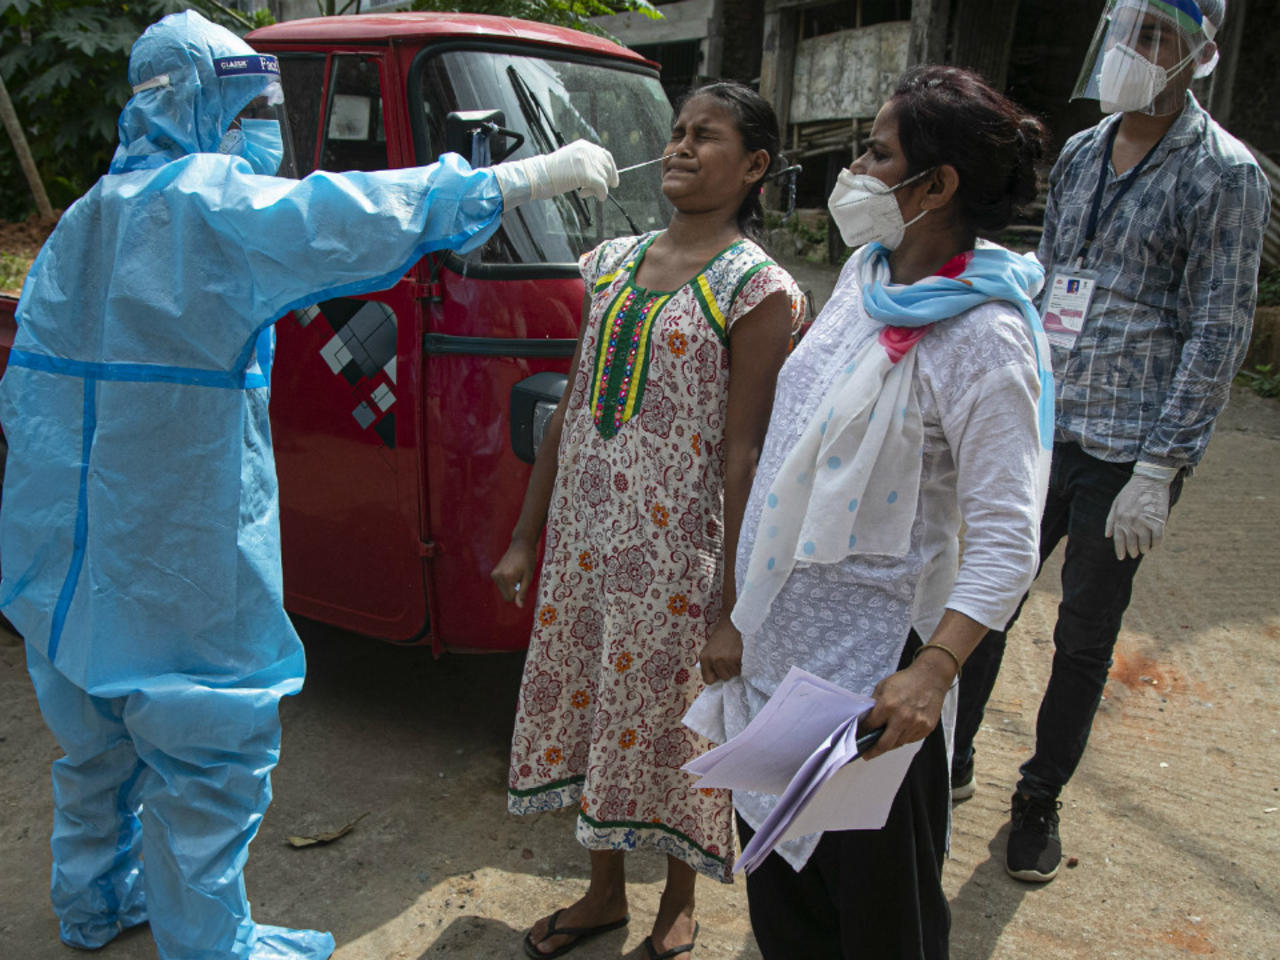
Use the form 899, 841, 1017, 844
0, 0, 266, 221
763, 210, 831, 264
0, 0, 653, 223
0, 251, 28, 292
1236, 363, 1280, 399
1257, 265, 1280, 307
764, 210, 825, 248
408, 0, 660, 38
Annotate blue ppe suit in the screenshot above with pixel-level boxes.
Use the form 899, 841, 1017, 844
0, 11, 505, 958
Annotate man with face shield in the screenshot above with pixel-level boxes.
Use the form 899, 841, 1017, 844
1076, 0, 1221, 117
952, 0, 1269, 885
0, 10, 615, 959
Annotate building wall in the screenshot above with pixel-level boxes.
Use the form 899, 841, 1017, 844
277, 0, 317, 19
593, 0, 717, 100
593, 0, 717, 47
789, 21, 910, 123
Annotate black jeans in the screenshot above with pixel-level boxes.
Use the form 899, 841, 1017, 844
953, 442, 1183, 802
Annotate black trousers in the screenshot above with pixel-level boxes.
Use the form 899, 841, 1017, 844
738, 632, 951, 960
954, 442, 1184, 800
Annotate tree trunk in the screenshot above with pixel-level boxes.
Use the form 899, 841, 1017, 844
0, 72, 54, 221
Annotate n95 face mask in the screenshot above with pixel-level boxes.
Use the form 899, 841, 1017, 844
218, 118, 284, 176
827, 168, 930, 251
1098, 43, 1195, 114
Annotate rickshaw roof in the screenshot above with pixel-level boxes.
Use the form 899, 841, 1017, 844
248, 12, 655, 68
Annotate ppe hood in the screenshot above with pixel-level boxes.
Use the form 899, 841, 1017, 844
110, 10, 279, 173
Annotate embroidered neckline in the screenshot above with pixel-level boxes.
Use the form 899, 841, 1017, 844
590, 282, 672, 439
587, 233, 753, 440
626, 233, 748, 294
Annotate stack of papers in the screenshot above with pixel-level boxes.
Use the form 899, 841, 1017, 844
683, 666, 922, 874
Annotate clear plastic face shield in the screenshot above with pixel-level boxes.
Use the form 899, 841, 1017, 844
213, 54, 296, 176
1071, 0, 1220, 117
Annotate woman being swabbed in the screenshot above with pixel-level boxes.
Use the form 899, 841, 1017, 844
492, 82, 805, 959
685, 65, 1055, 960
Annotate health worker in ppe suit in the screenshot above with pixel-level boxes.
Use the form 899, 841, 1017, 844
0, 10, 616, 960
951, 0, 1269, 886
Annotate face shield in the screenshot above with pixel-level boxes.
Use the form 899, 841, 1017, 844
1071, 0, 1220, 117
212, 54, 296, 176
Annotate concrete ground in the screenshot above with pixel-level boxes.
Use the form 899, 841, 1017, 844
2, 257, 1277, 959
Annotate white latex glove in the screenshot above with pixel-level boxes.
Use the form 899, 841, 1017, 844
1104, 463, 1176, 560
491, 140, 618, 207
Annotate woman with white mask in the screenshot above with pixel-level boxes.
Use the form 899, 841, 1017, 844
684, 65, 1054, 959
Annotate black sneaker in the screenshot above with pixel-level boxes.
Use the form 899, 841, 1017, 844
1005, 792, 1062, 882
951, 756, 976, 802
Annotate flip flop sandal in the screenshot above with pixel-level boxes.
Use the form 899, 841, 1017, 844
522, 908, 630, 959
642, 921, 700, 959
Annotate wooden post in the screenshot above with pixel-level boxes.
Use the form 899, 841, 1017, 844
704, 0, 726, 80
908, 0, 951, 66
0, 72, 54, 221
759, 0, 798, 134
759, 0, 798, 208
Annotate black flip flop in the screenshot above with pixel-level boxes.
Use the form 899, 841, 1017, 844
522, 908, 630, 958
642, 921, 700, 959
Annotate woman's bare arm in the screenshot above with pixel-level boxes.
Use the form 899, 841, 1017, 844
700, 290, 793, 682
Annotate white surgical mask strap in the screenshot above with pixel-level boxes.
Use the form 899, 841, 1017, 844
892, 166, 933, 192
895, 168, 934, 233
1163, 46, 1197, 80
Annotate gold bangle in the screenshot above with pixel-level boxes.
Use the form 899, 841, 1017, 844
913, 641, 962, 680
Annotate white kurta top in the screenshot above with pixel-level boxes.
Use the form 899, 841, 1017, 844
685, 255, 1044, 869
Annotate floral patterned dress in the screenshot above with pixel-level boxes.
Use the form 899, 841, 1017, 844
507, 231, 803, 881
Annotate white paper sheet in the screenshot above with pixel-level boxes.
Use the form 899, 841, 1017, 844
681, 666, 923, 874
683, 666, 874, 795
736, 714, 862, 873
778, 735, 922, 841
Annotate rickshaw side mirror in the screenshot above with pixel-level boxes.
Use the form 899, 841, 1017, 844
510, 372, 568, 464
444, 110, 525, 166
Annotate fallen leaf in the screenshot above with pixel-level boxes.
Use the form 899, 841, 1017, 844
287, 812, 369, 848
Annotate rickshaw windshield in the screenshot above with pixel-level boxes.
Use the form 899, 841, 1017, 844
416, 49, 673, 266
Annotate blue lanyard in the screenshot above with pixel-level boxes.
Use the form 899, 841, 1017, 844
1074, 121, 1164, 268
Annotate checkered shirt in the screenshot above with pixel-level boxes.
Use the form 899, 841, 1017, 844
1038, 92, 1271, 468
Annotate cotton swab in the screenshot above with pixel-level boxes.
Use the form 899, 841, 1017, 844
616, 155, 670, 174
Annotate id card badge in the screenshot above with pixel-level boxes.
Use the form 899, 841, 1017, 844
1040, 268, 1097, 349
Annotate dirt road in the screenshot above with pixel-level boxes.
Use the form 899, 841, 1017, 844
4, 384, 1276, 959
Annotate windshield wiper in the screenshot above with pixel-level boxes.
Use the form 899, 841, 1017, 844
607, 193, 643, 236
505, 65, 593, 229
